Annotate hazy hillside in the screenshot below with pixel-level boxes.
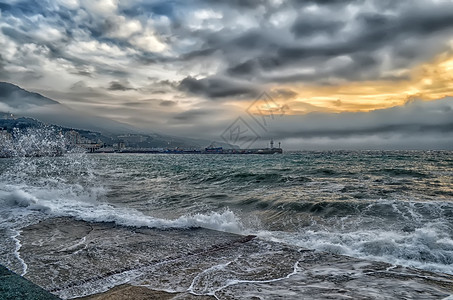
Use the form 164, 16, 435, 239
0, 82, 59, 109
0, 82, 143, 135
0, 83, 237, 149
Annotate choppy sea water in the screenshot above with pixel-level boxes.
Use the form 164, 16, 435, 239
0, 150, 452, 295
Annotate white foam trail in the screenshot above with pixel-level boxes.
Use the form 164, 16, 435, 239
188, 261, 300, 299
188, 262, 233, 295
11, 229, 27, 276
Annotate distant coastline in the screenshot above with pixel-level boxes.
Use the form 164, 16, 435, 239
95, 146, 283, 155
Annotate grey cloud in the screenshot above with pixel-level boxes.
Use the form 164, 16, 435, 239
220, 1, 453, 85
202, 0, 268, 9
291, 0, 363, 5
226, 60, 259, 77
273, 89, 299, 100
276, 123, 453, 139
160, 100, 177, 107
180, 48, 218, 60
69, 66, 93, 77
291, 16, 345, 38
108, 81, 135, 91
161, 97, 453, 150
3, 0, 453, 92
268, 97, 453, 140
68, 81, 105, 98
223, 2, 453, 84
118, 98, 178, 108
136, 80, 179, 96
173, 109, 210, 121
178, 76, 258, 99
1, 0, 453, 150
0, 55, 8, 80
1, 27, 29, 44
6, 0, 451, 95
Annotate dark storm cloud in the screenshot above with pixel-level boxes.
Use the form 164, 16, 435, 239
116, 99, 173, 108
160, 100, 177, 107
0, 18, 129, 82
120, 1, 176, 18
1, 27, 29, 44
0, 0, 43, 16
0, 0, 140, 81
178, 76, 258, 99
0, 54, 8, 80
268, 97, 453, 140
193, 0, 453, 89
180, 48, 218, 61
4, 0, 453, 95
108, 81, 135, 91
202, 0, 268, 9
173, 109, 210, 121
281, 4, 453, 60
1, 0, 453, 150
275, 122, 453, 139
291, 0, 362, 4
291, 16, 345, 38
71, 69, 93, 77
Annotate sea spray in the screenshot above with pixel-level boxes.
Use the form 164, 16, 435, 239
0, 127, 102, 274
1, 126, 66, 158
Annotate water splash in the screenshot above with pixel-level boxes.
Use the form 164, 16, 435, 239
0, 126, 100, 274
1, 126, 67, 158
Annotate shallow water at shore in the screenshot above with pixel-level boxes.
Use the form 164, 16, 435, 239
0, 151, 452, 297
13, 218, 453, 299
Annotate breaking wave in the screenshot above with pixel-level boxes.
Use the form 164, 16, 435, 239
0, 141, 452, 278
2, 187, 243, 233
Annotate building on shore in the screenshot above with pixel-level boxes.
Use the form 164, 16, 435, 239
65, 130, 81, 145
1, 113, 15, 120
0, 128, 12, 140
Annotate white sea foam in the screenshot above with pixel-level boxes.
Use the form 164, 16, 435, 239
188, 261, 300, 298
11, 229, 27, 276
258, 223, 453, 275
2, 182, 453, 276
1, 185, 244, 234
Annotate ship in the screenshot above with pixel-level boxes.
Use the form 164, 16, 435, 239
255, 139, 283, 154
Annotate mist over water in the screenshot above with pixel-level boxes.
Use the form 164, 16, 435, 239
0, 140, 452, 281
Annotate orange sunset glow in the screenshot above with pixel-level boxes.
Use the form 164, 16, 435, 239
249, 50, 453, 115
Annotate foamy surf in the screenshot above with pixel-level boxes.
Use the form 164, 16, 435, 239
1, 186, 244, 234
2, 184, 453, 277
1, 148, 452, 288
254, 222, 453, 275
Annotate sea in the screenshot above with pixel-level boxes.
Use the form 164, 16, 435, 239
0, 142, 452, 297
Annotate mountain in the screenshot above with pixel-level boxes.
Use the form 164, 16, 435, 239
0, 82, 59, 109
0, 82, 237, 149
0, 82, 141, 135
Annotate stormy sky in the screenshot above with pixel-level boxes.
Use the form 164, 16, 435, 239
1, 0, 453, 149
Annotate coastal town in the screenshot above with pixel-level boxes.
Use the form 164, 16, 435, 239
63, 130, 283, 154
0, 114, 283, 156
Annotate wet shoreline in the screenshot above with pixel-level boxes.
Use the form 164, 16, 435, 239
5, 217, 453, 299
